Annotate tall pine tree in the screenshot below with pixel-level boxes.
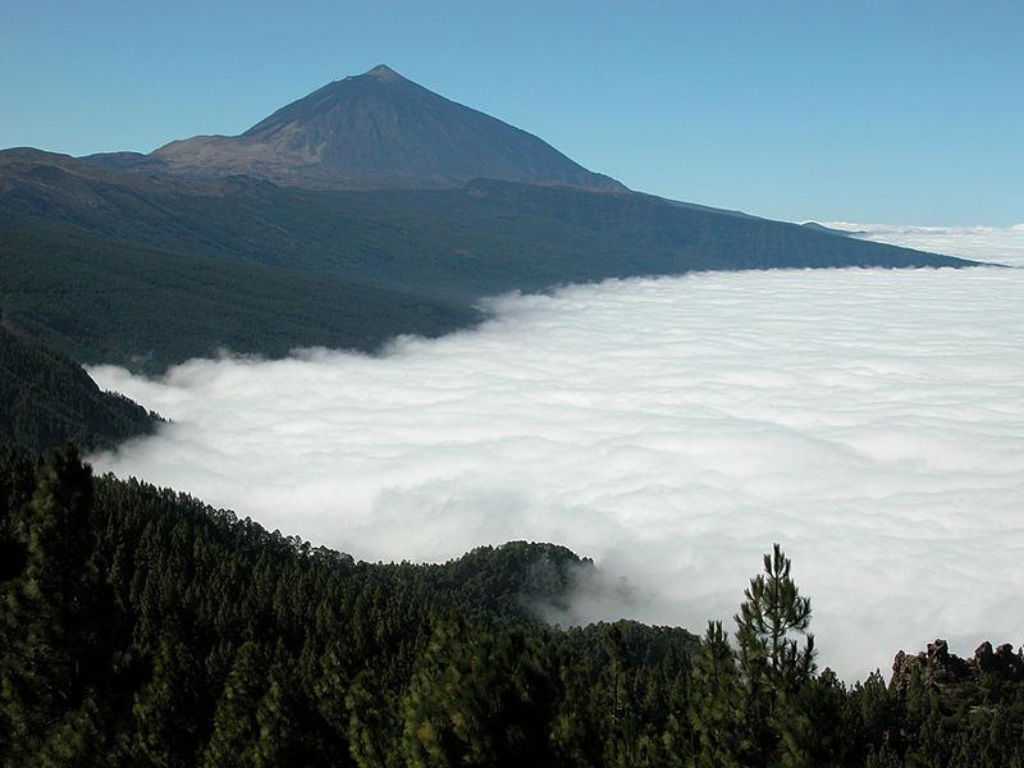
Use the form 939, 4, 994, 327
688, 620, 745, 767
734, 544, 816, 767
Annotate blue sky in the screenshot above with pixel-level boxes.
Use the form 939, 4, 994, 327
2, 1, 1020, 224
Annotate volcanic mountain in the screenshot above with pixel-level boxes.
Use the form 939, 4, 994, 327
1, 65, 979, 375
91, 65, 624, 192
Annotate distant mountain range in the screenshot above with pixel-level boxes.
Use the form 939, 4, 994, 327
0, 64, 977, 386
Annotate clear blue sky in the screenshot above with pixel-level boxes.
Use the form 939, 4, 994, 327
2, 1, 1020, 225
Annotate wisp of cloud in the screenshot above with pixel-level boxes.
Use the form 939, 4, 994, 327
90, 260, 1024, 680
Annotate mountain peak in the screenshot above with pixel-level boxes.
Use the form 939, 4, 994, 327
151, 67, 626, 192
362, 64, 405, 82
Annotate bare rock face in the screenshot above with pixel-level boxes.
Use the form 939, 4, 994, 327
149, 65, 626, 192
890, 638, 1024, 692
973, 641, 1024, 679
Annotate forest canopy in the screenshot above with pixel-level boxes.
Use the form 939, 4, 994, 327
0, 447, 1021, 767
0, 323, 160, 454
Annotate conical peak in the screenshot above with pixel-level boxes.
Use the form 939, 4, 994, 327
362, 64, 405, 82
164, 64, 627, 193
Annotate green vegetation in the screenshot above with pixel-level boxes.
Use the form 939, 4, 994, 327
0, 215, 478, 374
0, 322, 159, 453
0, 150, 975, 373
1, 447, 1021, 766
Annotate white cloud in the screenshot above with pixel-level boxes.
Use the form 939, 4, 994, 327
821, 220, 1024, 266
89, 264, 1024, 680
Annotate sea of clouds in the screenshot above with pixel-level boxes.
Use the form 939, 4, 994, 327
825, 220, 1024, 267
89, 224, 1024, 679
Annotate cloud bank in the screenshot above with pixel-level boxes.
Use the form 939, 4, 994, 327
822, 220, 1024, 266
89, 264, 1024, 679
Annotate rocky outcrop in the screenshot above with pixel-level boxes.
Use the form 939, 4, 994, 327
891, 638, 1024, 692
972, 641, 1024, 679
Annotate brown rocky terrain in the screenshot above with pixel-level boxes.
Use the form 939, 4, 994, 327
891, 638, 1024, 692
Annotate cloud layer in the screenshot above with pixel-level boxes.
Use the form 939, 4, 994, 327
89, 263, 1024, 679
823, 220, 1024, 266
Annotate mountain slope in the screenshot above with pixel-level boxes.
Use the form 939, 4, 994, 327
115, 65, 625, 192
0, 149, 977, 371
1, 68, 980, 373
0, 322, 160, 452
0, 211, 478, 374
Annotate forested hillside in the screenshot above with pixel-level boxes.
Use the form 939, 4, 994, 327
0, 323, 159, 453
0, 149, 975, 373
0, 208, 478, 374
1, 448, 1020, 767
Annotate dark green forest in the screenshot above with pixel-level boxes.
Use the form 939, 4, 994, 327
0, 322, 160, 454
1, 447, 1021, 767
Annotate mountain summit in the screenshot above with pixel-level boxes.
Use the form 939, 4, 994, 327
146, 65, 625, 191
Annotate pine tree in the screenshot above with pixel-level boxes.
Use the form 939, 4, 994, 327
0, 446, 106, 765
131, 635, 203, 768
347, 669, 405, 768
734, 543, 816, 766
688, 620, 745, 767
400, 618, 558, 767
601, 623, 633, 766
201, 641, 266, 767
253, 673, 296, 768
